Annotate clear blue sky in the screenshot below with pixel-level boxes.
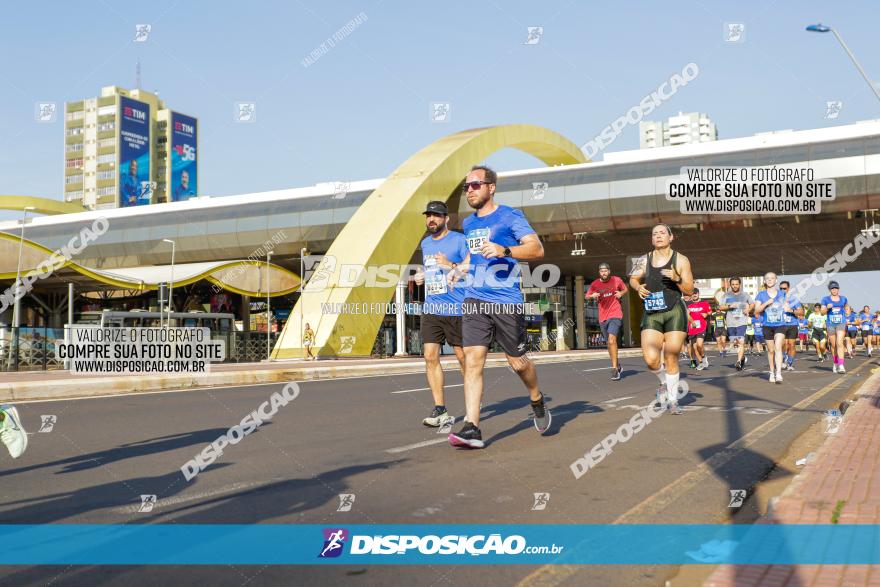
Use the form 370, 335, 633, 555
1, 1, 878, 303
2, 0, 879, 199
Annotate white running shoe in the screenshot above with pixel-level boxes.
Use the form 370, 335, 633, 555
702, 357, 709, 369
776, 371, 783, 384
0, 405, 28, 459
832, 364, 838, 374
769, 372, 777, 383
839, 365, 846, 374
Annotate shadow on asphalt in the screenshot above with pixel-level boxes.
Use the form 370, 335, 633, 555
0, 460, 404, 586
0, 427, 253, 476
486, 399, 604, 445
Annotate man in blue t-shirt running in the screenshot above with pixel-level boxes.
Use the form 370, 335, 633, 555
447, 165, 551, 449
414, 200, 469, 429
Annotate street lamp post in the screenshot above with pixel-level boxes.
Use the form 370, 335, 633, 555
806, 24, 880, 104
8, 206, 35, 371
300, 247, 309, 359
162, 239, 176, 328
266, 251, 272, 361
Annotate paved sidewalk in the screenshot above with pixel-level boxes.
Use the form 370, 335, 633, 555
0, 348, 640, 402
705, 365, 880, 587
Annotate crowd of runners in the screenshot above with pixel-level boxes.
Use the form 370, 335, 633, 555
2, 165, 877, 458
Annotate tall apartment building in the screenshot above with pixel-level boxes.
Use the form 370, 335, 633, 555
64, 86, 198, 209
639, 112, 717, 149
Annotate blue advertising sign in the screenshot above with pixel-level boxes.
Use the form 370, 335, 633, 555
170, 112, 197, 201
118, 96, 151, 207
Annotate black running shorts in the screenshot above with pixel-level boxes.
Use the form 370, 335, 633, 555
421, 314, 463, 347
461, 298, 527, 357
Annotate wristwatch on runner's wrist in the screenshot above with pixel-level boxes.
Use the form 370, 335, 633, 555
503, 246, 512, 257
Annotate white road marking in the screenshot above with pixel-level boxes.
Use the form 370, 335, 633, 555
385, 438, 449, 453
582, 366, 613, 373
602, 396, 635, 404
112, 480, 267, 514
391, 384, 463, 394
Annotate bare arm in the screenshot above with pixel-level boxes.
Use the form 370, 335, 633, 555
673, 254, 694, 296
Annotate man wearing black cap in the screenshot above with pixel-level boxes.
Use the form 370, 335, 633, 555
586, 262, 628, 380
414, 200, 469, 427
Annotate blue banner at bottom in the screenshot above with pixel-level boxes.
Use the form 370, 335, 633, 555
1, 524, 879, 565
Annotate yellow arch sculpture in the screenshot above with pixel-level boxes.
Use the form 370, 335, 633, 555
273, 124, 588, 359
0, 196, 88, 216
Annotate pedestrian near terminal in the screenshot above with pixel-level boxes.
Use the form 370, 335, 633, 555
586, 262, 628, 380
303, 323, 316, 360
821, 281, 848, 373
629, 223, 695, 415
808, 303, 828, 361
719, 277, 754, 371
447, 165, 550, 449
858, 305, 873, 357
778, 280, 802, 372
753, 272, 789, 383
413, 200, 469, 428
686, 288, 711, 371
844, 304, 858, 359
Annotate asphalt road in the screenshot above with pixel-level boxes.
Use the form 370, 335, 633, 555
1, 350, 876, 587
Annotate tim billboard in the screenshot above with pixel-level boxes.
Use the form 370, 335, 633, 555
170, 112, 198, 201
119, 96, 151, 207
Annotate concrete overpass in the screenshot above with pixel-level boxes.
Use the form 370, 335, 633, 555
2, 120, 879, 355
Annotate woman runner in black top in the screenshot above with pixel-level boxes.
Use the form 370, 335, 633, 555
629, 224, 695, 414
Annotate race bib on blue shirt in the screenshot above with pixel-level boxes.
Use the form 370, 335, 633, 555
466, 228, 490, 255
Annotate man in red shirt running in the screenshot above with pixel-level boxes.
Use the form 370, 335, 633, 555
687, 288, 712, 371
586, 262, 628, 380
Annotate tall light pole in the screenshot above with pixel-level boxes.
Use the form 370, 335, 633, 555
9, 206, 35, 371
300, 246, 309, 359
162, 239, 176, 328
806, 24, 880, 104
266, 251, 272, 361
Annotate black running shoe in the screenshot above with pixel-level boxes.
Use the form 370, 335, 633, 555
531, 395, 552, 434
735, 360, 742, 371
611, 366, 622, 381
448, 421, 484, 449
690, 360, 698, 369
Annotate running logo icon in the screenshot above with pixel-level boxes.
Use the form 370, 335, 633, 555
728, 489, 746, 508
531, 182, 549, 200
524, 27, 543, 45
825, 101, 843, 120
38, 415, 57, 433
319, 528, 348, 558
138, 494, 157, 513
36, 103, 57, 123
723, 23, 745, 43
430, 102, 451, 123
531, 492, 550, 511
338, 336, 356, 354
337, 493, 356, 512
134, 24, 151, 42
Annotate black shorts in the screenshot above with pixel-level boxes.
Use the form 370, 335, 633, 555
783, 325, 798, 340
811, 329, 826, 341
461, 298, 527, 357
847, 330, 858, 339
421, 314, 462, 347
762, 325, 787, 339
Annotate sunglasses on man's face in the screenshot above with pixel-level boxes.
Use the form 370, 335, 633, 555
463, 180, 493, 192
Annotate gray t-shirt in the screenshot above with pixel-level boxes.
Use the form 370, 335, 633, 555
723, 291, 753, 327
